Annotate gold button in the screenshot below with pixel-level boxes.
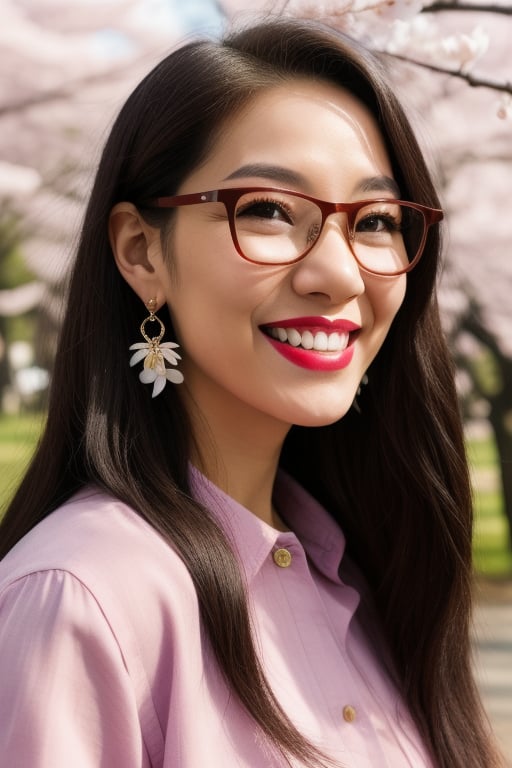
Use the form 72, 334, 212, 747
342, 705, 357, 723
273, 548, 292, 568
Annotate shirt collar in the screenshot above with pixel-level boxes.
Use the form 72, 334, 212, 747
273, 470, 347, 584
188, 465, 346, 584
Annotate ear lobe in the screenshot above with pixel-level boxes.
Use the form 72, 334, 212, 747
109, 202, 165, 305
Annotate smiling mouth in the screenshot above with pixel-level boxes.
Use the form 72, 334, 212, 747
262, 326, 356, 352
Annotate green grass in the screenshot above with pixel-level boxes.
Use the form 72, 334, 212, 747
0, 413, 510, 576
468, 435, 512, 577
0, 412, 44, 514
468, 435, 499, 467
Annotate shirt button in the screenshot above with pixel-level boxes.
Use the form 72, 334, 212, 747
342, 705, 357, 723
273, 548, 292, 568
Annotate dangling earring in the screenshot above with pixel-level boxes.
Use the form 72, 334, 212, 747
352, 373, 368, 415
129, 298, 184, 397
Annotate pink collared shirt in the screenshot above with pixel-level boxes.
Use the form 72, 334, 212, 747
0, 469, 433, 767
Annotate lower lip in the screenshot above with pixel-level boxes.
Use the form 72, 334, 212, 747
264, 335, 355, 371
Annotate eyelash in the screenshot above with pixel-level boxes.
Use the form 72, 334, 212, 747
236, 197, 295, 220
357, 210, 402, 231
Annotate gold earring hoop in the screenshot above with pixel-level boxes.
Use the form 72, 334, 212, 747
129, 298, 184, 397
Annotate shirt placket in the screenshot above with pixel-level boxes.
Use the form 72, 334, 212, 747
255, 532, 389, 767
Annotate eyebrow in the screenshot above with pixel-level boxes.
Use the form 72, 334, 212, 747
224, 164, 401, 199
356, 175, 401, 198
223, 164, 310, 188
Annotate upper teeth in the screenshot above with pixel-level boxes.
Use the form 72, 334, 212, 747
269, 327, 349, 352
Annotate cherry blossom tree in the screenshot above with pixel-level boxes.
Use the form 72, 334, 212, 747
0, 0, 191, 405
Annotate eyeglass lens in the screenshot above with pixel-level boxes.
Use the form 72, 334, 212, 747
233, 190, 426, 274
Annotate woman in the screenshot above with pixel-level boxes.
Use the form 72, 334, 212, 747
0, 16, 502, 768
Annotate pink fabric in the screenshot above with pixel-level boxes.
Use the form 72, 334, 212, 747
0, 469, 433, 767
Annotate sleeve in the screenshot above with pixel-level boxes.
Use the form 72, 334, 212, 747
0, 569, 149, 767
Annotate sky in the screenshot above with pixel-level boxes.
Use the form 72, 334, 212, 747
166, 0, 224, 34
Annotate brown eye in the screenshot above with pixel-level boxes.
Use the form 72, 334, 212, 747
236, 199, 293, 223
356, 212, 401, 234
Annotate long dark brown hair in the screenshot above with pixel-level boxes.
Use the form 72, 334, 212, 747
0, 17, 501, 768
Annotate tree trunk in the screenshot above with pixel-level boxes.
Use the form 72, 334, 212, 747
461, 307, 512, 550
0, 317, 9, 408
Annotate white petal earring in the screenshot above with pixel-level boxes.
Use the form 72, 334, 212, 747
129, 298, 184, 397
352, 373, 369, 415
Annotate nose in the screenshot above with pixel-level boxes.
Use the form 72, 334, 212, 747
290, 218, 365, 304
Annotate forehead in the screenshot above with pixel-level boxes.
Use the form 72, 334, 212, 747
182, 78, 393, 194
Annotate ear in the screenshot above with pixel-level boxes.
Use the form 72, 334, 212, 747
109, 202, 167, 309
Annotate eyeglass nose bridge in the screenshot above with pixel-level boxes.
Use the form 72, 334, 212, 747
311, 200, 362, 250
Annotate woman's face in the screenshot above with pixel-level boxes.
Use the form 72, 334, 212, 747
152, 79, 407, 432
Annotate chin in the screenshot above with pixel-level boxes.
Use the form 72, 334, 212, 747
289, 401, 355, 428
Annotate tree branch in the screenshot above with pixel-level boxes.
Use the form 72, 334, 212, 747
0, 88, 74, 118
0, 59, 143, 118
385, 53, 512, 95
424, 2, 512, 15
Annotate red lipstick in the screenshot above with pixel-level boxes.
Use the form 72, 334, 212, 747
261, 316, 360, 372
264, 316, 360, 333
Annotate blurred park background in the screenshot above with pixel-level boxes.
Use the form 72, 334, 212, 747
0, 0, 511, 758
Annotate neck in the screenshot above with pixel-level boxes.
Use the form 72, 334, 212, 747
185, 392, 290, 529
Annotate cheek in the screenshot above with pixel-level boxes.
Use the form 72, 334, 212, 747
367, 275, 407, 328
169, 232, 289, 322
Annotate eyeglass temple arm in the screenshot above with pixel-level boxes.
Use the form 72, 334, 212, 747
146, 191, 220, 208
